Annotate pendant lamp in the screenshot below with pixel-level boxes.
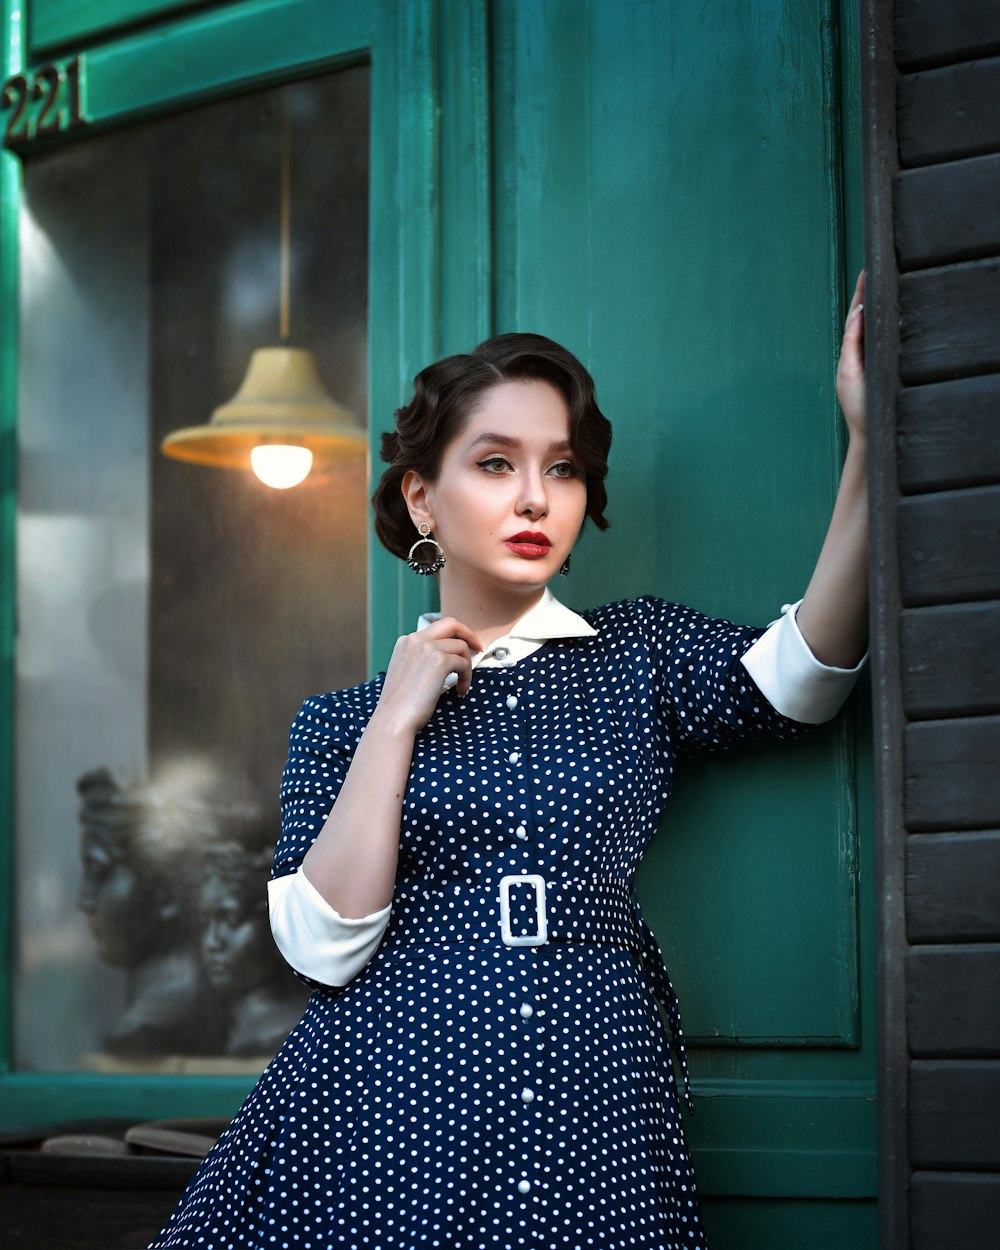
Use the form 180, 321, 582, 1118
160, 89, 365, 489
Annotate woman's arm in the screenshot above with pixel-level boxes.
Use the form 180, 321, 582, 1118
794, 271, 869, 669
298, 616, 483, 919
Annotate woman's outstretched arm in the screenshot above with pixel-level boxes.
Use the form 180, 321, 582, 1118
794, 271, 869, 669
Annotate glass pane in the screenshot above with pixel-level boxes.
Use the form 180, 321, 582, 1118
14, 67, 370, 1072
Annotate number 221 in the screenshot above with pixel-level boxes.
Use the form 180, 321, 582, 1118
2, 55, 89, 148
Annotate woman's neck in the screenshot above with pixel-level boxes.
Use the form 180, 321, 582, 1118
437, 578, 547, 650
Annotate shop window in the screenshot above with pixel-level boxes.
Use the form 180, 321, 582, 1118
14, 67, 369, 1072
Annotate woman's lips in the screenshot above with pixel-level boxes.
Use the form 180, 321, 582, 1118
505, 532, 551, 559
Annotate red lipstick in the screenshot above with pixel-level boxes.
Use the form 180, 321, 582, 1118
505, 531, 552, 559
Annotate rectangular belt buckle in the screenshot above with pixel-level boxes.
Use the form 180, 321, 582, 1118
499, 874, 548, 947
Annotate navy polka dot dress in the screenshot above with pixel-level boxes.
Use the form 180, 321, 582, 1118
150, 598, 807, 1249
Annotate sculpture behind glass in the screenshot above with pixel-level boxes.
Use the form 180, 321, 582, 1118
199, 842, 307, 1057
77, 770, 308, 1061
76, 768, 224, 1055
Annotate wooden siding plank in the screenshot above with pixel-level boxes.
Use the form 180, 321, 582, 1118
895, 0, 1000, 72
862, 0, 910, 1239
899, 262, 1000, 385
898, 57, 1000, 167
910, 1061, 1000, 1168
898, 375, 1000, 494
904, 717, 1000, 831
898, 487, 1000, 606
901, 602, 1000, 718
907, 831, 1000, 942
910, 1172, 1000, 1250
895, 154, 1000, 269
906, 946, 1000, 1056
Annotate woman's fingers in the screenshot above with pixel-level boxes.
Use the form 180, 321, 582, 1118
380, 617, 485, 728
846, 269, 864, 317
836, 271, 866, 439
421, 616, 485, 656
418, 618, 484, 697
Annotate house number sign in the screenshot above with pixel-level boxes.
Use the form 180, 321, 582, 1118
2, 55, 90, 149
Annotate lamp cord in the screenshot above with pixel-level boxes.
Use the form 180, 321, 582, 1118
279, 89, 291, 341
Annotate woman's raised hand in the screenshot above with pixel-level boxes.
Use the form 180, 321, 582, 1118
794, 268, 870, 669
836, 270, 866, 443
376, 618, 485, 735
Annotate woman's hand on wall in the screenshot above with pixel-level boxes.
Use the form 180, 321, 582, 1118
793, 271, 870, 671
836, 270, 866, 444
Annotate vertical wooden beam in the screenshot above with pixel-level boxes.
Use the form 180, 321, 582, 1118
860, 0, 907, 1245
367, 0, 442, 662
367, 0, 493, 669
0, 0, 25, 1076
439, 0, 492, 353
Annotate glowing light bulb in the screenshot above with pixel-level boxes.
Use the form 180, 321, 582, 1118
250, 445, 313, 489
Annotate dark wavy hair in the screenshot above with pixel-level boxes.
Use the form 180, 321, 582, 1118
372, 333, 612, 560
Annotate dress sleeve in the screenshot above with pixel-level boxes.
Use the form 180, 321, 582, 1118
633, 596, 812, 759
739, 599, 865, 724
269, 693, 391, 988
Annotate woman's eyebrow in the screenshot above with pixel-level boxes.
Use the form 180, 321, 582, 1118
467, 431, 519, 451
467, 431, 573, 453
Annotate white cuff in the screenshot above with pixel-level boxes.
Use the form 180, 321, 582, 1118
267, 871, 391, 987
740, 600, 865, 725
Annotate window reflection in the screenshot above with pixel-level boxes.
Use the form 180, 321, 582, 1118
15, 67, 369, 1073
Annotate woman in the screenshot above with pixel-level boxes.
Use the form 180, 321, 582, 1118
152, 274, 867, 1249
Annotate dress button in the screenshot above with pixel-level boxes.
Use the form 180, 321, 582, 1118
514, 824, 527, 840
519, 1003, 534, 1019
493, 646, 510, 660
506, 694, 518, 710
508, 750, 520, 764
517, 1179, 531, 1195
520, 1088, 535, 1103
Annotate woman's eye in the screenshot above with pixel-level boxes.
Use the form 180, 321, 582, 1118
548, 461, 579, 478
476, 456, 512, 474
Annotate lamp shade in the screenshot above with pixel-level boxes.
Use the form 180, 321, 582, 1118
160, 347, 365, 469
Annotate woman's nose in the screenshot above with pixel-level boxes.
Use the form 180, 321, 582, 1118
517, 473, 549, 519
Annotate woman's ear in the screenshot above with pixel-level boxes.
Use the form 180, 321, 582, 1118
402, 469, 434, 532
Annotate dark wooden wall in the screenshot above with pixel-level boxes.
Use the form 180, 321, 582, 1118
863, 1, 1000, 1246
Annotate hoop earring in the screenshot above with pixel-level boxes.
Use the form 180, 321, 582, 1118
559, 554, 571, 577
406, 523, 446, 575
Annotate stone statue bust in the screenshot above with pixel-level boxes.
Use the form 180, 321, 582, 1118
77, 767, 222, 1055
198, 841, 306, 1057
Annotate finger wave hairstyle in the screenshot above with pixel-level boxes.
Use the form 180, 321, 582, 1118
372, 332, 613, 561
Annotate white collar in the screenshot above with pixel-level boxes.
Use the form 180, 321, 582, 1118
418, 587, 597, 681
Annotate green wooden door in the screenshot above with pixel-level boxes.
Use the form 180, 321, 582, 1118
485, 2, 876, 1245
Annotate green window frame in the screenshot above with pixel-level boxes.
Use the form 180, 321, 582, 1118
0, 0, 491, 1127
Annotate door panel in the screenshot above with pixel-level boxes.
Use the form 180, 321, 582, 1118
490, 0, 875, 1229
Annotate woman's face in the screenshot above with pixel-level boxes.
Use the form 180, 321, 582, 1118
412, 379, 588, 594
